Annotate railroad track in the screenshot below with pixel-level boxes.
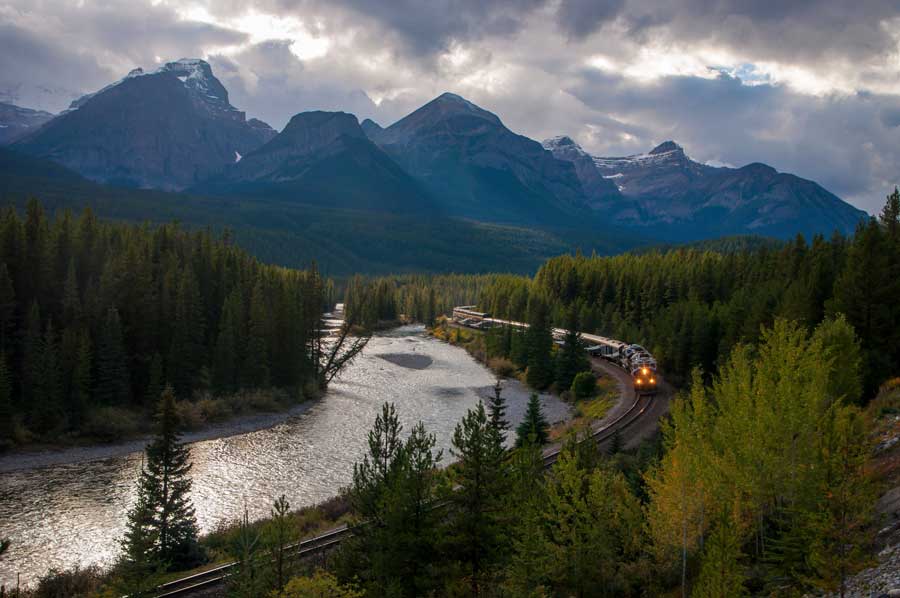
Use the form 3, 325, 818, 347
153, 392, 654, 597
154, 526, 352, 597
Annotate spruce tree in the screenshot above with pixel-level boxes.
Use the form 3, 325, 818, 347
831, 218, 892, 392
608, 428, 623, 455
22, 301, 41, 406
213, 290, 241, 394
230, 508, 263, 598
504, 437, 552, 595
62, 257, 82, 323
525, 294, 554, 390
264, 495, 292, 593
243, 280, 270, 388
555, 305, 588, 391
344, 403, 406, 593
168, 270, 205, 399
0, 264, 14, 354
487, 379, 509, 444
96, 307, 130, 405
0, 356, 13, 449
118, 461, 165, 596
69, 330, 92, 429
140, 387, 202, 569
144, 353, 163, 406
515, 393, 550, 447
392, 422, 443, 597
425, 287, 436, 327
32, 319, 63, 434
447, 402, 508, 597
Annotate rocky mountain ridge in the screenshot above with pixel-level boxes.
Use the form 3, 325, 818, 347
544, 136, 867, 239
14, 59, 275, 190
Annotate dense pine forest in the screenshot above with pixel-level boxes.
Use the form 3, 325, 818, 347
0, 200, 332, 448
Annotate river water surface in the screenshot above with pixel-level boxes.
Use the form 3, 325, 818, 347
0, 325, 571, 588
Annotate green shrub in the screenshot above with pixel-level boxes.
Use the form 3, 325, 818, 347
570, 371, 598, 400
174, 400, 203, 430
242, 389, 283, 412
82, 407, 140, 442
487, 357, 516, 378
196, 397, 233, 422
30, 565, 105, 597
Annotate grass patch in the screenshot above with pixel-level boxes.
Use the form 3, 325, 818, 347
550, 374, 620, 440
579, 397, 613, 420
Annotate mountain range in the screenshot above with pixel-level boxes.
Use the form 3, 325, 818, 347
542, 137, 867, 239
0, 58, 869, 270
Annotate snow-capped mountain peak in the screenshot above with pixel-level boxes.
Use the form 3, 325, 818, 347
66, 58, 235, 116
648, 140, 683, 155
542, 135, 580, 150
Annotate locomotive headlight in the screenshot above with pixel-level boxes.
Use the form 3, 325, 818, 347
641, 367, 648, 375
650, 378, 656, 384
635, 378, 643, 385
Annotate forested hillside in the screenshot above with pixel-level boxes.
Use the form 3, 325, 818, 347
0, 200, 330, 447
0, 148, 634, 275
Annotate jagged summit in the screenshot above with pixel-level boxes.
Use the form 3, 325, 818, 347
67, 58, 233, 115
649, 140, 683, 155
542, 136, 579, 150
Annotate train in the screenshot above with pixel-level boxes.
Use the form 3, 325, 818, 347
451, 306, 659, 394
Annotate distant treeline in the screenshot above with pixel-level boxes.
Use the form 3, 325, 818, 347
351, 191, 900, 395
0, 200, 332, 447
342, 273, 501, 328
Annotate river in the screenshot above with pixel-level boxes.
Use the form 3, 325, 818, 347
0, 325, 571, 588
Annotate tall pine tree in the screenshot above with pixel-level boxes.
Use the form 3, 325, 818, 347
96, 307, 130, 405
243, 280, 270, 388
515, 393, 550, 447
446, 402, 508, 597
525, 294, 554, 390
555, 305, 589, 391
138, 387, 202, 569
487, 379, 509, 445
0, 356, 13, 449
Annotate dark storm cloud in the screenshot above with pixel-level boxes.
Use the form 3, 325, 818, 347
556, 0, 900, 67
555, 0, 625, 39
0, 23, 109, 107
339, 0, 546, 52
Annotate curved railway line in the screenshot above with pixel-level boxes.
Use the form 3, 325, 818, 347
150, 323, 668, 597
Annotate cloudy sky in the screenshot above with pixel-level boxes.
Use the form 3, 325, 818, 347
2, 0, 899, 213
